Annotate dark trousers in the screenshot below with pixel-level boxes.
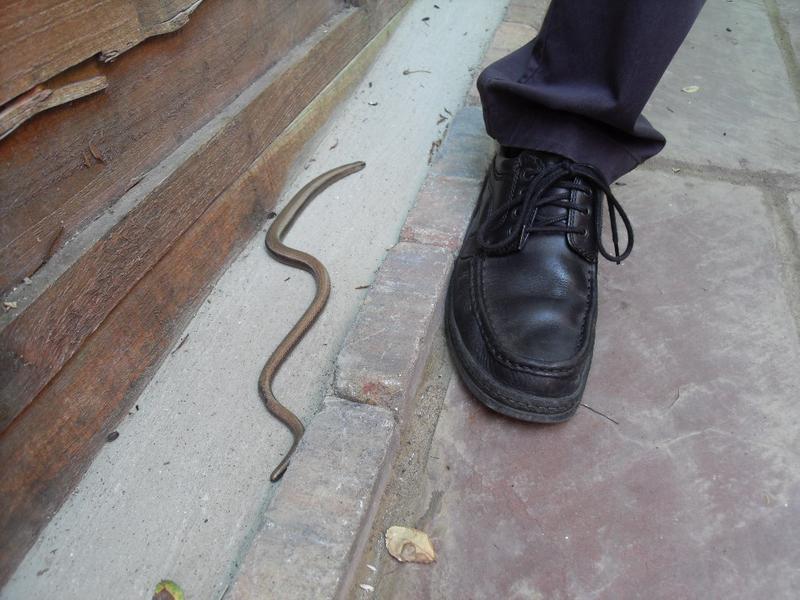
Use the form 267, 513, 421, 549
478, 0, 706, 182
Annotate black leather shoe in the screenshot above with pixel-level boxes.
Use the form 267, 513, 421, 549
445, 148, 633, 422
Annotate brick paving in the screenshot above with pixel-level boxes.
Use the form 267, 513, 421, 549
229, 399, 395, 599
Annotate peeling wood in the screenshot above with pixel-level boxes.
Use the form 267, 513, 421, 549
0, 0, 341, 295
0, 77, 108, 141
0, 1, 202, 106
98, 0, 204, 62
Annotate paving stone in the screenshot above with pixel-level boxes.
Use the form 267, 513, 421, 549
505, 0, 548, 27
429, 106, 495, 180
468, 20, 539, 105
334, 242, 451, 414
400, 175, 483, 251
229, 398, 394, 600
647, 0, 800, 174
381, 171, 800, 598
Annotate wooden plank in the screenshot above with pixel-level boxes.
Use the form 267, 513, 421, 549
0, 5, 374, 432
0, 0, 201, 106
0, 0, 407, 583
0, 76, 108, 141
0, 0, 342, 293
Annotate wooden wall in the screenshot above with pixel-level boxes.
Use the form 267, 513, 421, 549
0, 0, 407, 584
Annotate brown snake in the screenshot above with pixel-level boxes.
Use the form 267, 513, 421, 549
260, 161, 366, 481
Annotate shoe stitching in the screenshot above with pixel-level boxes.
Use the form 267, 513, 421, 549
449, 307, 578, 414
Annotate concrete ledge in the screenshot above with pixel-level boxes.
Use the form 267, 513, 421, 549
400, 175, 483, 251
334, 242, 451, 413
335, 105, 493, 416
228, 399, 395, 599
428, 106, 494, 179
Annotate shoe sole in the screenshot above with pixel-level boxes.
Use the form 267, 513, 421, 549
444, 281, 593, 424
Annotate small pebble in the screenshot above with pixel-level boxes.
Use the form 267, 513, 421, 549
106, 431, 120, 442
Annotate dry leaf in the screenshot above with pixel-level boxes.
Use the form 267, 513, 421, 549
359, 583, 375, 592
681, 85, 700, 93
3, 301, 18, 311
385, 526, 436, 563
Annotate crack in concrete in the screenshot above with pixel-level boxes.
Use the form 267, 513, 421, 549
642, 156, 800, 190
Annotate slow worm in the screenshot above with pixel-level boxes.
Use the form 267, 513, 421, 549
260, 161, 366, 481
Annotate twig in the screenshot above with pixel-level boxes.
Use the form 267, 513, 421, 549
171, 334, 189, 355
580, 403, 619, 425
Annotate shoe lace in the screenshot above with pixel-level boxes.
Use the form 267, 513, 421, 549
477, 159, 634, 264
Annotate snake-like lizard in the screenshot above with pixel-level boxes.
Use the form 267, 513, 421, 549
260, 161, 366, 481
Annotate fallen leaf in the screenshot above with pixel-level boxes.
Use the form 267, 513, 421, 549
153, 580, 184, 600
672, 167, 681, 173
681, 85, 700, 93
3, 301, 18, 311
366, 564, 377, 572
359, 583, 375, 592
385, 525, 436, 563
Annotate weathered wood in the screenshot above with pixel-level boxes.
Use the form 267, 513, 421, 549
0, 5, 372, 431
0, 0, 409, 427
0, 0, 406, 583
0, 77, 108, 141
0, 0, 202, 107
0, 0, 342, 293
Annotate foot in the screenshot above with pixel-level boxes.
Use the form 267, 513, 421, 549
445, 147, 633, 422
